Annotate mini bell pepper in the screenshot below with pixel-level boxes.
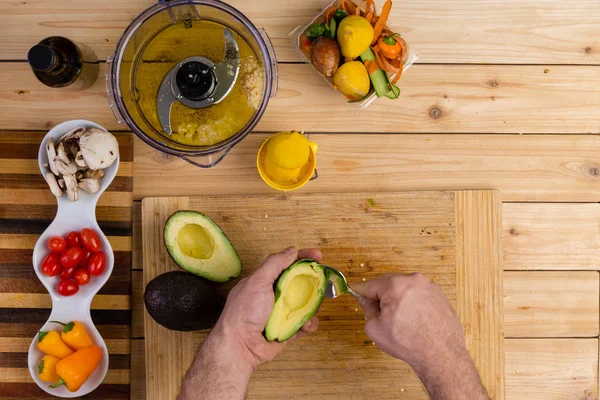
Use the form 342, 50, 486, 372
38, 355, 60, 383
37, 331, 74, 359
377, 35, 402, 59
51, 320, 94, 350
50, 345, 103, 392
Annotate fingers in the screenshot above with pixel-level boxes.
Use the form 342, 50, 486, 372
353, 277, 388, 300
252, 247, 322, 287
359, 297, 380, 320
298, 248, 323, 262
295, 316, 319, 339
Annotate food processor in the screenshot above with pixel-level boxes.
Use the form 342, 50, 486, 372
106, 0, 278, 168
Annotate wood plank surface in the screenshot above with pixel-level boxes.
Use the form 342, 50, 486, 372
142, 191, 503, 399
0, 132, 134, 399
3, 63, 600, 134
505, 339, 599, 400
504, 272, 600, 338
133, 134, 600, 202
1, 0, 599, 65
503, 203, 600, 271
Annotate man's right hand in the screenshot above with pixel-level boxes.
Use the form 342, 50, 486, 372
354, 273, 489, 400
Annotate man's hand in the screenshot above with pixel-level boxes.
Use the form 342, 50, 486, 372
178, 247, 321, 400
354, 273, 488, 400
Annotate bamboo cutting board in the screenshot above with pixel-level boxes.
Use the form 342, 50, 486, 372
0, 131, 133, 399
142, 191, 504, 399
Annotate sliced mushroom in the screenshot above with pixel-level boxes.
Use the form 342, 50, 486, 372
58, 178, 65, 189
45, 172, 63, 197
79, 128, 119, 170
55, 142, 71, 165
43, 162, 49, 169
63, 174, 79, 202
78, 178, 100, 194
55, 159, 78, 175
46, 138, 59, 175
76, 171, 84, 181
60, 126, 86, 143
83, 169, 104, 179
74, 151, 87, 168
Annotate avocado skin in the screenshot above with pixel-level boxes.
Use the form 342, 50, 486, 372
144, 271, 225, 331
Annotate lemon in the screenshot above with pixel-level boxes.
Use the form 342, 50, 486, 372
337, 16, 374, 58
265, 132, 310, 169
334, 61, 371, 99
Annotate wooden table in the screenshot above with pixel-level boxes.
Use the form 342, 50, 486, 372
1, 1, 600, 399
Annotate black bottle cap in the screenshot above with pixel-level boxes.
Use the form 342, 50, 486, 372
28, 44, 58, 71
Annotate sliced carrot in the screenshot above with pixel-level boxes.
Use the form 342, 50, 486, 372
391, 62, 404, 84
324, 6, 336, 22
373, 47, 399, 73
340, 0, 346, 12
371, 0, 392, 44
355, 1, 362, 15
364, 59, 380, 75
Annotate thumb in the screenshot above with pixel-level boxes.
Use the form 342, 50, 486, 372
252, 246, 298, 286
359, 297, 380, 320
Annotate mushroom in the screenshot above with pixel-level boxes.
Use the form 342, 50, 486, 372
55, 142, 71, 165
74, 151, 87, 168
46, 138, 59, 175
79, 128, 119, 170
45, 172, 63, 197
63, 174, 79, 202
55, 159, 78, 175
78, 178, 100, 194
83, 169, 104, 179
60, 126, 86, 142
58, 178, 65, 189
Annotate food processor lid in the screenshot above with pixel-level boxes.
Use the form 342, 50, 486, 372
156, 28, 241, 135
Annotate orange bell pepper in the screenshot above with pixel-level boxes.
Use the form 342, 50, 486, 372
37, 331, 74, 359
51, 320, 94, 350
38, 355, 60, 383
50, 345, 103, 392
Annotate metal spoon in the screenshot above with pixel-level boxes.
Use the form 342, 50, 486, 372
323, 266, 360, 299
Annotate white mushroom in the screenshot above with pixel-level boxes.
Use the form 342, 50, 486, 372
74, 151, 87, 168
58, 178, 65, 189
63, 174, 79, 202
79, 128, 119, 170
84, 169, 104, 179
55, 142, 71, 164
45, 172, 63, 197
55, 159, 78, 175
46, 138, 59, 175
60, 126, 86, 142
78, 178, 100, 194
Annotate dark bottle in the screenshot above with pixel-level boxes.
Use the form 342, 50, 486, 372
27, 37, 99, 90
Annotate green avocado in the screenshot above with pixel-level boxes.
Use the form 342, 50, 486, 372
164, 210, 241, 282
144, 271, 225, 331
264, 259, 327, 342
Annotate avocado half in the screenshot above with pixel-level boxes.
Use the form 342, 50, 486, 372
164, 210, 242, 282
264, 259, 328, 342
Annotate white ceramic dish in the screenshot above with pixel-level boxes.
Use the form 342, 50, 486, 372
27, 120, 119, 397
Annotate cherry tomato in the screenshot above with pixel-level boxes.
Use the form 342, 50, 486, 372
65, 231, 81, 248
57, 279, 79, 296
74, 269, 91, 285
47, 236, 66, 253
80, 249, 92, 269
41, 253, 61, 277
87, 252, 106, 276
59, 265, 77, 280
81, 228, 101, 252
59, 247, 84, 269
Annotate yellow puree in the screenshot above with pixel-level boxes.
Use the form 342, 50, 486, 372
134, 20, 264, 146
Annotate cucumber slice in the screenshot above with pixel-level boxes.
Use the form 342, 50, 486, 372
385, 85, 401, 99
359, 48, 393, 98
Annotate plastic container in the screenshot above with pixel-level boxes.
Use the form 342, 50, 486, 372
289, 0, 419, 108
28, 120, 117, 397
106, 0, 278, 168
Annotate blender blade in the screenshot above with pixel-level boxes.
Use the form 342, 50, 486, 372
157, 28, 240, 135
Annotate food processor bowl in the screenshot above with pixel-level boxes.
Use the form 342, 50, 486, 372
106, 0, 278, 168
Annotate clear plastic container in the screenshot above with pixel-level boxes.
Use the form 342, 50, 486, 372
289, 0, 419, 108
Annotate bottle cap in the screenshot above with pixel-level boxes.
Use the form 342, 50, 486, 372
28, 44, 57, 71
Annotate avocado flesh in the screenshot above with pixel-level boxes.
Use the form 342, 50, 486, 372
265, 260, 327, 342
164, 210, 242, 282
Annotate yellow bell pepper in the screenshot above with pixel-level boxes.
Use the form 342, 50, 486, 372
51, 320, 94, 350
37, 331, 74, 359
38, 355, 60, 383
50, 345, 103, 392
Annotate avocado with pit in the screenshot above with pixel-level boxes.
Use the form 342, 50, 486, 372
164, 210, 242, 282
144, 271, 225, 331
264, 259, 328, 342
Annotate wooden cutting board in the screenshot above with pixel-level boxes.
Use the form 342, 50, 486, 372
0, 131, 133, 399
142, 191, 504, 399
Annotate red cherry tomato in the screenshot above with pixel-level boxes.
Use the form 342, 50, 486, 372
57, 279, 79, 296
80, 249, 92, 269
59, 265, 77, 280
47, 236, 67, 253
65, 231, 81, 248
87, 252, 106, 276
41, 253, 61, 277
74, 269, 91, 285
81, 228, 101, 252
60, 247, 84, 269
